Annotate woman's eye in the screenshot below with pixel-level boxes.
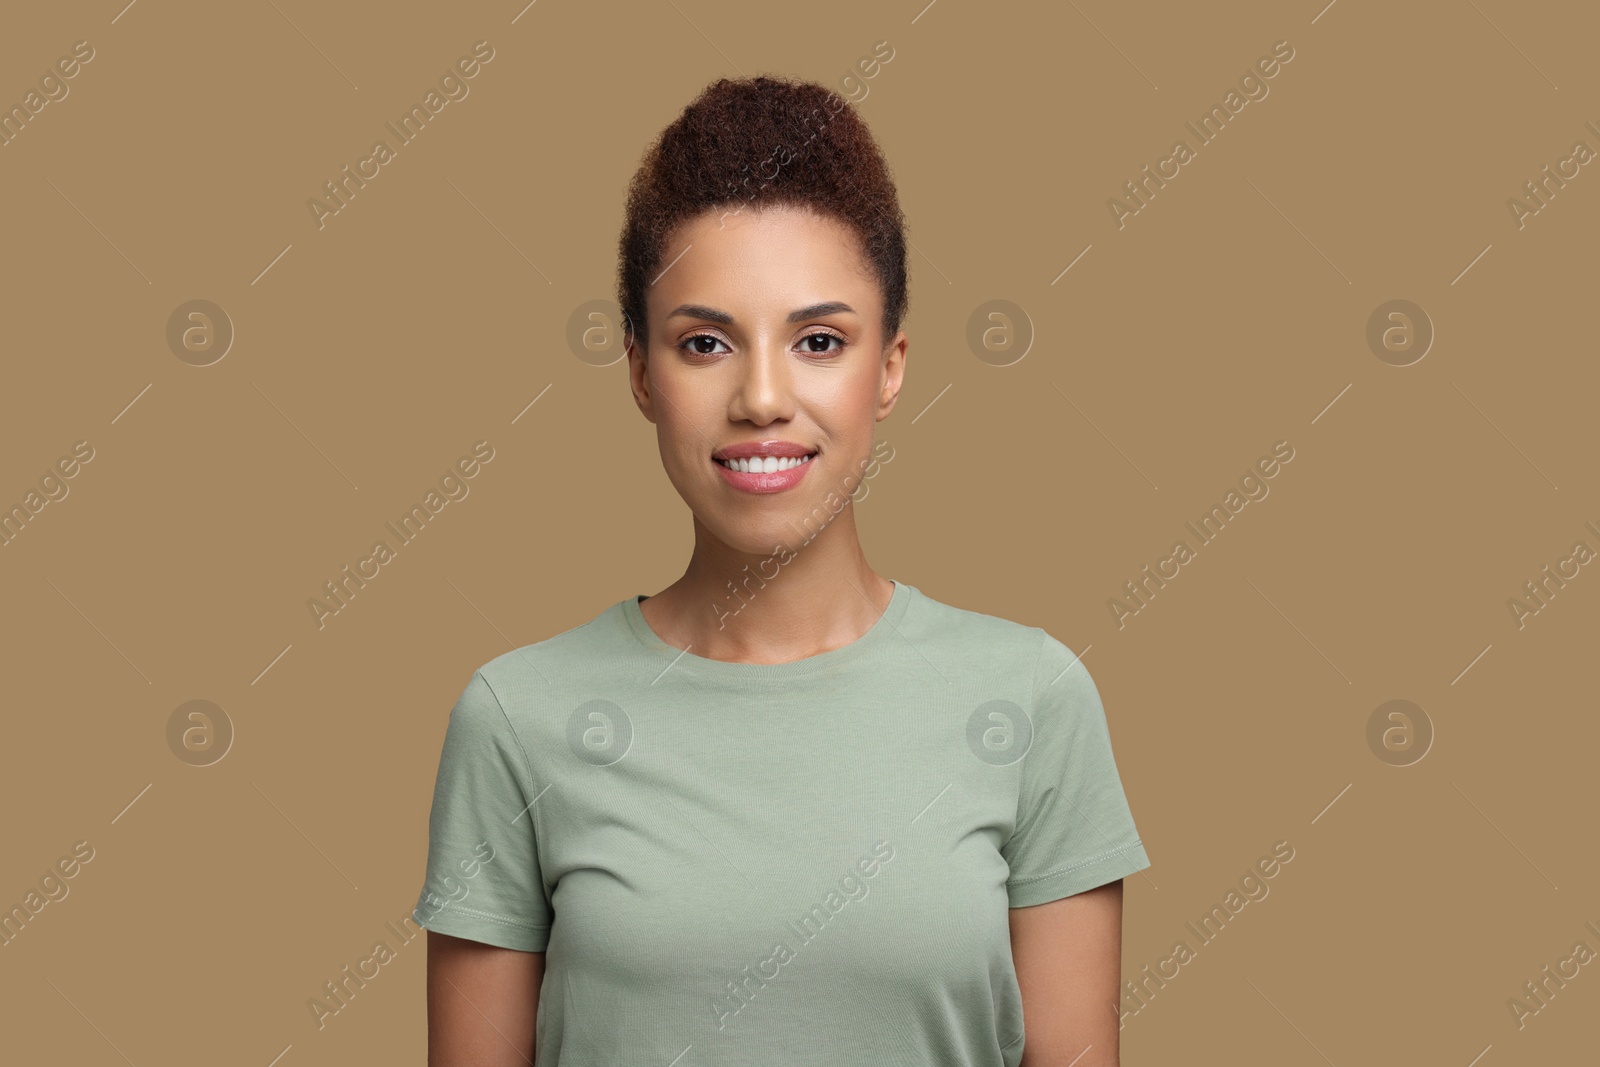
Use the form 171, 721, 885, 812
802, 331, 844, 355
678, 331, 844, 358
681, 334, 728, 357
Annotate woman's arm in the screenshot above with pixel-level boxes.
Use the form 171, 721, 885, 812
1009, 879, 1125, 1067
426, 931, 543, 1066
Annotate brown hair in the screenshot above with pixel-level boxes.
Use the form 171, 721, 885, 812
617, 74, 908, 354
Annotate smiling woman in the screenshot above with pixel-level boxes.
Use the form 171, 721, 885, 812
413, 74, 1151, 1067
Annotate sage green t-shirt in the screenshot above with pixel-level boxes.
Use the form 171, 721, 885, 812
413, 579, 1150, 1066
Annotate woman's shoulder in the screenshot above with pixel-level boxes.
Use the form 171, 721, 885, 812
470, 593, 631, 690
904, 584, 1069, 669
911, 590, 1104, 726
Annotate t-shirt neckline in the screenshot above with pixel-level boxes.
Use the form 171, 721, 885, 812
620, 579, 913, 681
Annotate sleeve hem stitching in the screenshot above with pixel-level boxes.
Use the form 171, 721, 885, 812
1005, 839, 1145, 888
415, 902, 550, 934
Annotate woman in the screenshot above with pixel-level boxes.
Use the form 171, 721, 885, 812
415, 74, 1150, 1066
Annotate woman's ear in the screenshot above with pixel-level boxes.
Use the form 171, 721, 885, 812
877, 329, 907, 421
627, 337, 657, 424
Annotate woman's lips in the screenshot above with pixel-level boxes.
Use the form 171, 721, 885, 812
712, 452, 817, 494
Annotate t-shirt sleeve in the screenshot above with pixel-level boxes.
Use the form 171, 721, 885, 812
1002, 632, 1151, 907
412, 669, 552, 951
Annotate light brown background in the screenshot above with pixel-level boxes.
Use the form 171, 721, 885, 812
2, 0, 1595, 1063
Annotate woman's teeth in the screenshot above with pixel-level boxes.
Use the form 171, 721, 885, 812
716, 453, 814, 473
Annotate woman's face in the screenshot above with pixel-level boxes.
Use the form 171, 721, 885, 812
627, 203, 906, 556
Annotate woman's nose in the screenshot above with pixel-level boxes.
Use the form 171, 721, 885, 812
730, 343, 795, 422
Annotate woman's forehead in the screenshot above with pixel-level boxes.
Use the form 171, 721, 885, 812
651, 212, 877, 310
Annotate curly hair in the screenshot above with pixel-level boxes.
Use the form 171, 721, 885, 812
617, 74, 908, 354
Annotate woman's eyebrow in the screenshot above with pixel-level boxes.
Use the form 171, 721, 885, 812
665, 301, 857, 325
